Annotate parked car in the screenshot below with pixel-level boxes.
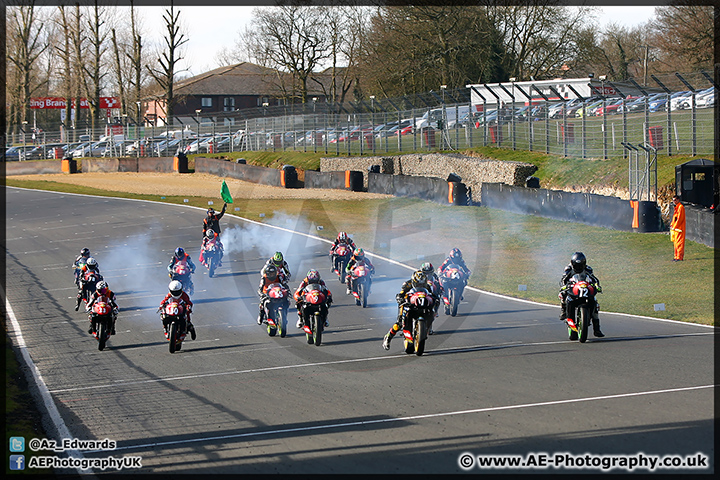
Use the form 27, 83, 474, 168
594, 98, 625, 116
4, 145, 37, 161
696, 89, 715, 108
575, 100, 603, 117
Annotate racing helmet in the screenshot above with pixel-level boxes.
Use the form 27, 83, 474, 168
86, 257, 98, 270
338, 231, 348, 242
411, 271, 427, 287
175, 247, 185, 259
449, 248, 462, 260
420, 262, 434, 275
169, 280, 183, 298
96, 281, 108, 295
306, 269, 320, 283
264, 264, 278, 280
570, 252, 586, 273
354, 248, 364, 260
205, 229, 215, 239
272, 252, 284, 265
80, 247, 90, 257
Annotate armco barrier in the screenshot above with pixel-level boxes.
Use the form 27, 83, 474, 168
481, 183, 638, 231
368, 172, 467, 206
5, 159, 65, 175
194, 157, 292, 188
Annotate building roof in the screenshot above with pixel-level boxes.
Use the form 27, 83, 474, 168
173, 62, 332, 97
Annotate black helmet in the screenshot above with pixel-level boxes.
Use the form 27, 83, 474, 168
175, 247, 185, 259
570, 252, 586, 273
263, 264, 278, 280
449, 248, 462, 260
80, 247, 90, 257
420, 262, 434, 275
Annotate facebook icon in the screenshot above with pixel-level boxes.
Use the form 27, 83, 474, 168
10, 455, 25, 470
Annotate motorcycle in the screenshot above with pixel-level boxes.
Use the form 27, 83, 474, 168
330, 244, 352, 283
262, 283, 289, 338
439, 264, 466, 316
199, 237, 222, 278
348, 263, 372, 308
87, 298, 114, 351
561, 272, 600, 343
299, 283, 329, 346
72, 258, 87, 287
159, 300, 194, 353
401, 287, 435, 356
77, 270, 102, 310
169, 260, 194, 296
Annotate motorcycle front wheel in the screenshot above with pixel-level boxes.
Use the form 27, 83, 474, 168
169, 322, 179, 353
98, 321, 107, 351
414, 320, 427, 356
578, 305, 589, 343
313, 313, 323, 346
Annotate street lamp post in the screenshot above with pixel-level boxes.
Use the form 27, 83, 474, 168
195, 109, 201, 133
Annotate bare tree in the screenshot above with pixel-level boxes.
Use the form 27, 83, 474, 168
248, 5, 331, 103
80, 2, 110, 136
649, 3, 714, 73
6, 3, 48, 127
146, 1, 188, 122
54, 5, 75, 140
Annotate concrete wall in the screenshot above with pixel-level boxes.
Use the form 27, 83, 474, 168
82, 157, 175, 173
481, 183, 637, 231
368, 172, 467, 206
5, 160, 64, 175
320, 153, 537, 194
304, 170, 347, 190
194, 157, 285, 187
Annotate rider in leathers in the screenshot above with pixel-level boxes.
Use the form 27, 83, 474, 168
293, 269, 333, 329
382, 271, 439, 350
256, 264, 289, 325
159, 280, 196, 339
85, 281, 119, 335
344, 248, 375, 294
559, 252, 604, 337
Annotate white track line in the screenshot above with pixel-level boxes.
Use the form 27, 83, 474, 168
2, 286, 90, 475
46, 332, 713, 394
104, 383, 715, 453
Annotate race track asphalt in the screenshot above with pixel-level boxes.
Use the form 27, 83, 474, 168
4, 187, 714, 474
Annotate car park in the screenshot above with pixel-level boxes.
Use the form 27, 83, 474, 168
4, 145, 37, 161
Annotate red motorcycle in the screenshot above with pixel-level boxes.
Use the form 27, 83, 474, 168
262, 283, 289, 338
561, 273, 600, 343
169, 260, 194, 296
439, 264, 466, 316
199, 237, 222, 278
299, 283, 329, 346
348, 263, 372, 308
401, 287, 435, 356
88, 297, 113, 351
331, 244, 352, 283
159, 300, 193, 353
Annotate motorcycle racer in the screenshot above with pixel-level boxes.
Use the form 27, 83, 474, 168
75, 257, 103, 311
85, 281, 119, 335
438, 248, 471, 298
264, 251, 292, 284
73, 247, 94, 286
200, 229, 224, 268
159, 280, 196, 339
345, 248, 375, 294
293, 269, 333, 329
256, 264, 288, 325
559, 252, 604, 337
382, 271, 438, 350
330, 232, 356, 266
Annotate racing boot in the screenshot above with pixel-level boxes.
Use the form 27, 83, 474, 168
88, 322, 94, 335
592, 308, 604, 337
296, 312, 303, 329
75, 295, 82, 311
188, 320, 197, 340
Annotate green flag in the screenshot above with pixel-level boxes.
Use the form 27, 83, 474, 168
221, 180, 233, 204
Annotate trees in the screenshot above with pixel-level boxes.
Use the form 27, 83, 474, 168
649, 4, 714, 73
6, 3, 48, 129
146, 1, 187, 120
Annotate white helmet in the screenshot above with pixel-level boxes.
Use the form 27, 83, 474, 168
169, 280, 183, 299
86, 257, 98, 270
206, 229, 215, 239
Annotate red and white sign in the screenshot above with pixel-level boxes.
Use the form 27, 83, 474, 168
30, 97, 121, 109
